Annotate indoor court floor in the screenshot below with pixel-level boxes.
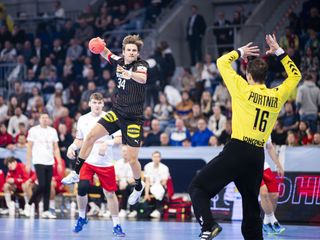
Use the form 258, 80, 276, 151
0, 217, 319, 240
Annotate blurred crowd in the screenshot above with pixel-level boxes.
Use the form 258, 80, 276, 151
0, 0, 319, 174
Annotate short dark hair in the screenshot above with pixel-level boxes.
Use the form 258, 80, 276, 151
247, 58, 268, 84
152, 151, 161, 157
4, 157, 17, 166
90, 92, 104, 101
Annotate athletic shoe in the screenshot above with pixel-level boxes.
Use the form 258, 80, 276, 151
150, 209, 161, 218
119, 209, 127, 218
199, 223, 222, 240
73, 217, 88, 233
263, 223, 274, 234
113, 224, 126, 237
128, 181, 145, 205
41, 210, 57, 219
272, 222, 285, 234
61, 171, 79, 185
127, 210, 137, 218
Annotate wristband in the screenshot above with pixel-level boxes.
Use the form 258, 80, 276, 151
237, 48, 244, 58
275, 48, 285, 56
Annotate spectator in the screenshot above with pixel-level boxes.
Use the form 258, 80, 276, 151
53, 1, 65, 18
174, 91, 193, 120
208, 105, 227, 137
187, 103, 205, 133
23, 69, 41, 94
153, 93, 173, 131
143, 119, 162, 147
7, 96, 19, 117
62, 57, 74, 83
144, 151, 170, 218
103, 79, 116, 110
209, 135, 219, 147
191, 118, 213, 146
213, 81, 231, 108
81, 81, 97, 102
286, 131, 298, 146
0, 40, 16, 62
300, 47, 319, 75
9, 81, 29, 111
0, 95, 8, 124
7, 107, 28, 138
280, 101, 299, 132
46, 96, 65, 119
7, 55, 27, 82
159, 41, 176, 86
213, 11, 233, 55
32, 38, 48, 65
74, 17, 94, 43
142, 106, 154, 138
57, 122, 73, 166
39, 57, 57, 81
271, 120, 287, 146
200, 91, 213, 119
169, 118, 191, 146
115, 145, 135, 218
313, 132, 320, 145
26, 87, 41, 112
297, 121, 313, 145
14, 122, 28, 143
279, 27, 299, 51
218, 119, 232, 145
21, 41, 33, 65
60, 20, 75, 45
66, 38, 83, 61
53, 108, 73, 133
180, 67, 196, 93
201, 54, 218, 94
0, 123, 13, 147
186, 5, 207, 65
3, 157, 30, 214
296, 74, 320, 133
29, 56, 41, 78
304, 28, 320, 56
160, 132, 169, 146
50, 38, 65, 67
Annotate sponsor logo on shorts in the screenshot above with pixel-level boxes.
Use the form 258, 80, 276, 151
127, 124, 141, 138
102, 111, 118, 122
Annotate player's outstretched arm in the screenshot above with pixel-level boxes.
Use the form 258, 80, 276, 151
265, 34, 301, 101
216, 42, 259, 95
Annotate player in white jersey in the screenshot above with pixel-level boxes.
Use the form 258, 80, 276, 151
260, 137, 285, 235
65, 93, 125, 237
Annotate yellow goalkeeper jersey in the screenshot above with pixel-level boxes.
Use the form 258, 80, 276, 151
217, 50, 301, 147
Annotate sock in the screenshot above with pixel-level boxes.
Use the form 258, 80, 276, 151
49, 200, 55, 209
24, 195, 28, 205
267, 212, 277, 224
263, 214, 269, 224
112, 215, 120, 227
4, 193, 11, 207
79, 209, 86, 218
134, 178, 142, 191
78, 195, 88, 218
75, 157, 85, 174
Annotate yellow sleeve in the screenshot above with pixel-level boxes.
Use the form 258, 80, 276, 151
275, 54, 302, 102
216, 50, 248, 96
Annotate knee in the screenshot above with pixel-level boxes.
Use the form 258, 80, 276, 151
260, 187, 268, 199
78, 180, 90, 197
104, 191, 115, 199
270, 192, 279, 201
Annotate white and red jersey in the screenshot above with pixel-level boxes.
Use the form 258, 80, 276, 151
76, 112, 120, 167
6, 163, 29, 185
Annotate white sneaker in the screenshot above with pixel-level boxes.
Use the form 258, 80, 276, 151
23, 204, 31, 217
150, 209, 161, 218
0, 208, 9, 215
119, 209, 127, 218
87, 202, 100, 216
128, 181, 145, 205
127, 210, 137, 218
102, 210, 111, 218
8, 201, 15, 216
41, 210, 57, 219
61, 170, 79, 185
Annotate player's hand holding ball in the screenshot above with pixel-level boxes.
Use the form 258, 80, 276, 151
89, 37, 106, 54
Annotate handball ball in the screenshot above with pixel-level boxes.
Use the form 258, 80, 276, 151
89, 37, 105, 54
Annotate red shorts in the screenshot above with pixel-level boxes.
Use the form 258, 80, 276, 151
261, 168, 279, 193
80, 163, 117, 192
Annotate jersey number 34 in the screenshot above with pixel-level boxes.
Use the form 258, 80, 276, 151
117, 78, 126, 90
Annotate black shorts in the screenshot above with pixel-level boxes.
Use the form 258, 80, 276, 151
97, 109, 143, 147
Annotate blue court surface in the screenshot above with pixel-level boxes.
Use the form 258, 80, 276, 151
0, 217, 319, 240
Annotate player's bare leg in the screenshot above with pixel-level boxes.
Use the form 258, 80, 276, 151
62, 123, 109, 185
